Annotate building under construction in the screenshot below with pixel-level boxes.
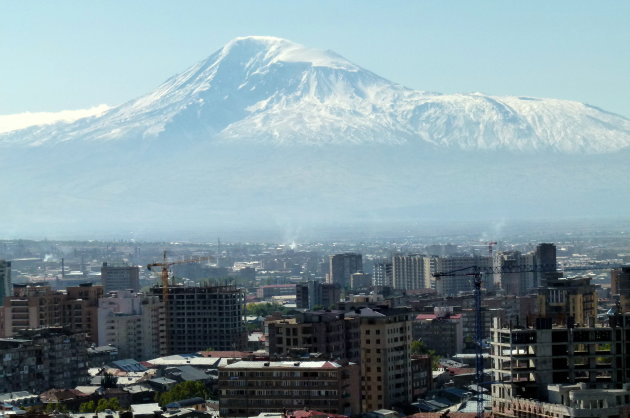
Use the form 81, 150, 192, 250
150, 284, 246, 354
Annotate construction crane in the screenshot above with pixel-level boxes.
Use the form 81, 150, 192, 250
433, 261, 627, 418
433, 266, 485, 417
147, 251, 213, 353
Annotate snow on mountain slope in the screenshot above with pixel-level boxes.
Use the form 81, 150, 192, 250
1, 36, 629, 153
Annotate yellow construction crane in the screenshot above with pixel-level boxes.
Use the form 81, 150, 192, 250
147, 251, 213, 353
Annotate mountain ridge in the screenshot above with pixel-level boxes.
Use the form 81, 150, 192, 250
1, 35, 629, 153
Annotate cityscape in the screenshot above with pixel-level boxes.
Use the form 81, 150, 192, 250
1, 2, 630, 418
1, 232, 629, 417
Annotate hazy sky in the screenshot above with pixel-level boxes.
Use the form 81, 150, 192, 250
1, 1, 629, 117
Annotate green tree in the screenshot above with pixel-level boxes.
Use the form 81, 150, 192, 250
157, 381, 208, 406
410, 340, 440, 370
245, 302, 289, 317
101, 371, 118, 389
79, 400, 96, 413
95, 398, 121, 412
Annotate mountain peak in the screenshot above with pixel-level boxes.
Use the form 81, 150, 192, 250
218, 35, 359, 71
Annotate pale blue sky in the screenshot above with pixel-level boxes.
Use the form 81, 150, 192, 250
1, 1, 629, 117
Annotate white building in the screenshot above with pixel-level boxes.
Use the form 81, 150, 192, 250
97, 290, 165, 360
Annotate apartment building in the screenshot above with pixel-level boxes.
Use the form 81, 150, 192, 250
0, 283, 102, 342
346, 307, 412, 411
150, 284, 246, 354
498, 383, 630, 418
101, 262, 140, 293
0, 260, 10, 306
490, 313, 630, 414
0, 327, 89, 393
218, 360, 360, 417
537, 276, 598, 327
373, 260, 393, 287
434, 256, 493, 296
392, 255, 426, 291
97, 290, 166, 360
328, 253, 362, 288
612, 266, 630, 314
267, 310, 360, 362
295, 281, 341, 310
413, 307, 464, 357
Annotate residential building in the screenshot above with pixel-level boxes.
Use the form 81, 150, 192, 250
392, 255, 425, 291
434, 256, 493, 296
0, 260, 10, 306
0, 283, 102, 342
373, 260, 392, 287
612, 266, 630, 314
413, 307, 464, 357
150, 284, 246, 354
410, 354, 433, 399
350, 272, 372, 291
490, 313, 630, 411
496, 383, 630, 418
537, 276, 598, 327
534, 243, 557, 288
97, 290, 166, 360
346, 307, 412, 411
266, 310, 360, 362
296, 281, 341, 310
256, 284, 296, 299
0, 327, 89, 393
101, 262, 140, 293
494, 251, 535, 296
328, 253, 362, 288
218, 360, 360, 417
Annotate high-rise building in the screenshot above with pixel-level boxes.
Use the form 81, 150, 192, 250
490, 314, 630, 412
97, 290, 166, 360
373, 260, 393, 287
0, 283, 102, 342
537, 276, 597, 327
296, 280, 341, 310
434, 256, 493, 296
534, 243, 557, 288
612, 266, 630, 314
346, 307, 413, 411
494, 251, 536, 296
101, 262, 140, 293
218, 360, 361, 417
267, 310, 360, 362
392, 255, 426, 290
150, 284, 246, 354
328, 253, 362, 288
0, 260, 10, 306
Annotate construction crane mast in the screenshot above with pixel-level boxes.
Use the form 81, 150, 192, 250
433, 266, 485, 417
147, 251, 213, 354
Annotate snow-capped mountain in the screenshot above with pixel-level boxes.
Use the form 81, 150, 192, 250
1, 36, 629, 239
2, 36, 629, 153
